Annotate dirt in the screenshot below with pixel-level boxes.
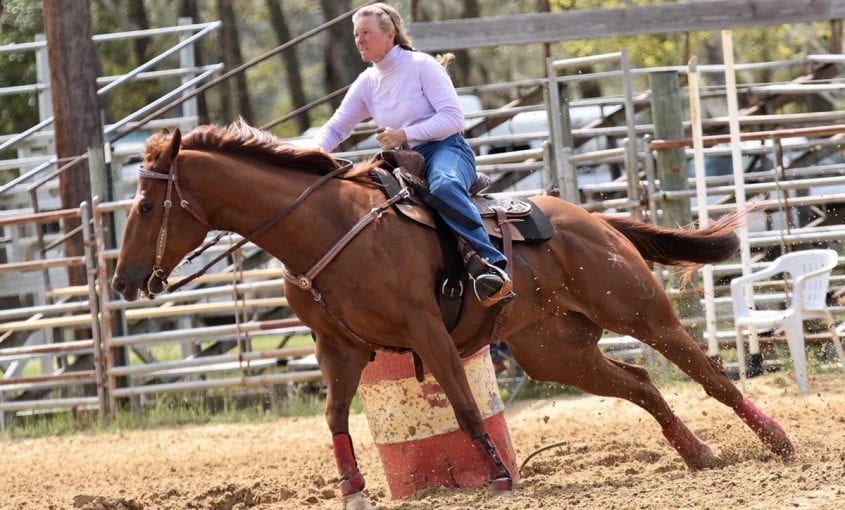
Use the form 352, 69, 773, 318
2, 371, 844, 510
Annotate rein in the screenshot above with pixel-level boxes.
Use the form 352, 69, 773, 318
138, 153, 411, 353
137, 156, 352, 297
283, 185, 410, 297
281, 182, 414, 354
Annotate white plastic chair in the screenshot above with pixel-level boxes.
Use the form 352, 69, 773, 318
731, 249, 845, 393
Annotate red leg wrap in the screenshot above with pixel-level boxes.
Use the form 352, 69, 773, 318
472, 434, 513, 492
661, 416, 716, 470
734, 397, 794, 459
332, 433, 366, 496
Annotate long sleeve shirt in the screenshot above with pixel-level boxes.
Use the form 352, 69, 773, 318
316, 45, 465, 152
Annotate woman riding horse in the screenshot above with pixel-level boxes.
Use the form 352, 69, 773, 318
315, 3, 513, 307
113, 121, 794, 509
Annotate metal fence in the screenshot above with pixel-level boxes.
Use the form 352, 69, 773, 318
3, 29, 845, 424
3, 127, 843, 424
0, 198, 322, 427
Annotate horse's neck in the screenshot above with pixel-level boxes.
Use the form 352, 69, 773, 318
189, 155, 364, 271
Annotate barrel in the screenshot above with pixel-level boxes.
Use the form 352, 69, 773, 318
357, 346, 517, 499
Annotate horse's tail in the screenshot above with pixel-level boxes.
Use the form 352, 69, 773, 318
602, 211, 742, 266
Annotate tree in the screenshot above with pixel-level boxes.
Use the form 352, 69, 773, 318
319, 0, 365, 107
265, 0, 310, 133
94, 0, 150, 66
450, 0, 482, 88
92, 0, 160, 122
180, 0, 209, 124
42, 0, 104, 287
216, 0, 253, 123
1, 0, 840, 153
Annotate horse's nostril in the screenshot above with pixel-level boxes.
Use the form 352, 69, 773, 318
112, 275, 126, 292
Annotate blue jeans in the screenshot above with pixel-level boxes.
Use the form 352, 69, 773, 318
413, 134, 505, 265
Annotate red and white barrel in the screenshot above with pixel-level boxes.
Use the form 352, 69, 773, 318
358, 346, 517, 499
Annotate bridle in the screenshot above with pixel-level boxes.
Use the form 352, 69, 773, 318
136, 156, 353, 297
136, 152, 450, 355
137, 159, 209, 297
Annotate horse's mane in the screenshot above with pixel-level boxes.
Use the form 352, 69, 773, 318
142, 119, 349, 177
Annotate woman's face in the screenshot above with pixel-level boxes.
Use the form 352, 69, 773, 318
353, 15, 395, 63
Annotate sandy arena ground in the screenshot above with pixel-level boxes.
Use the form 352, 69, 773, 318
2, 371, 844, 510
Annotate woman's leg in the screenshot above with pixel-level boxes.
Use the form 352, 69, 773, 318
416, 135, 504, 263
415, 135, 512, 305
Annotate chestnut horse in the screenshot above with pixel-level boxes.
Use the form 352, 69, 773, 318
113, 123, 793, 508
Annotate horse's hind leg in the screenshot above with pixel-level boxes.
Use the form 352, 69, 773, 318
631, 316, 794, 460
602, 357, 721, 467
314, 336, 374, 508
508, 315, 721, 469
573, 251, 793, 460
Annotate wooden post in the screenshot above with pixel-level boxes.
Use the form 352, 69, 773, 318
87, 146, 108, 204
546, 58, 577, 202
43, 0, 104, 287
649, 70, 703, 342
649, 71, 691, 229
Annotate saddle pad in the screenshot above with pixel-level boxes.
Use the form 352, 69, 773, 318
484, 199, 554, 244
371, 168, 554, 244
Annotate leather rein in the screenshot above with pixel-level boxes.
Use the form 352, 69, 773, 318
137, 155, 512, 357
136, 156, 355, 297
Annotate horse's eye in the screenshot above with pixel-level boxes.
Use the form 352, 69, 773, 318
140, 202, 154, 214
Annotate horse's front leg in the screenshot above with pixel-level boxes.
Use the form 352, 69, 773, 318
315, 335, 374, 509
409, 318, 513, 493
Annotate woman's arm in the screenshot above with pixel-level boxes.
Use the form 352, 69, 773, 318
316, 77, 372, 152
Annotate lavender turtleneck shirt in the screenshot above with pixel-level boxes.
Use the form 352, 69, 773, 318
316, 45, 465, 152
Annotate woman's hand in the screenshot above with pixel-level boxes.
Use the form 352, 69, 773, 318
375, 127, 408, 149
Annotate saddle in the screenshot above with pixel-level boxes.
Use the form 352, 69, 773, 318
370, 149, 555, 380
372, 149, 554, 243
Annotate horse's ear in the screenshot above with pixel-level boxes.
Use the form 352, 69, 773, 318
154, 128, 182, 169
169, 129, 182, 159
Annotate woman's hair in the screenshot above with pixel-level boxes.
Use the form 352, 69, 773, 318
353, 3, 415, 51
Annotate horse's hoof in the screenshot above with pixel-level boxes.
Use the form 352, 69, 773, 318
763, 433, 795, 460
489, 476, 514, 494
688, 444, 718, 470
776, 439, 795, 460
341, 491, 373, 510
662, 416, 716, 470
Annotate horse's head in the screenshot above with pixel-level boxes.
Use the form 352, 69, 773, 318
112, 128, 211, 301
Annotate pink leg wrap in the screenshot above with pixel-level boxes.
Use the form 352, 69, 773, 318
472, 434, 513, 492
332, 433, 366, 496
734, 397, 794, 459
661, 416, 716, 470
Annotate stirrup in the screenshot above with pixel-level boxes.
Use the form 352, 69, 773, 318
469, 261, 514, 307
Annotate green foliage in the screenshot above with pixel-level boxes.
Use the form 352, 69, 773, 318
0, 0, 840, 143
0, 0, 42, 136
0, 409, 98, 440
0, 0, 839, 196
540, 0, 834, 102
